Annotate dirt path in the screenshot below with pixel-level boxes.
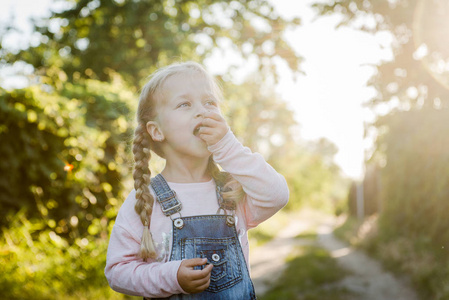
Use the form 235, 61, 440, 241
250, 215, 315, 295
250, 211, 419, 300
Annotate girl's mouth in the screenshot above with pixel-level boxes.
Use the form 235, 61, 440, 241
193, 125, 203, 136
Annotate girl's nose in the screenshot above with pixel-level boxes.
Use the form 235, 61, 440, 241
195, 105, 207, 118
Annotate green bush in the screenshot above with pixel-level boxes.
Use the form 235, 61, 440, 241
0, 211, 134, 299
0, 77, 138, 299
0, 76, 135, 239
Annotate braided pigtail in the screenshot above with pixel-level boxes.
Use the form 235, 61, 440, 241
133, 124, 157, 260
207, 157, 245, 204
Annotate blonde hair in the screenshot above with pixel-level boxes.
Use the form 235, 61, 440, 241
133, 61, 244, 260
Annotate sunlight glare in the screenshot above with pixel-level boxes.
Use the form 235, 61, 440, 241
64, 163, 74, 172
413, 0, 449, 89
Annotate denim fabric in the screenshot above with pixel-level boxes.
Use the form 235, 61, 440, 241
151, 175, 256, 300
151, 174, 182, 216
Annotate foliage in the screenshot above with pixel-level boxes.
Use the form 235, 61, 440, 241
279, 141, 347, 212
0, 211, 140, 300
248, 210, 291, 247
8, 0, 301, 87
377, 109, 449, 247
0, 73, 136, 237
223, 79, 298, 160
332, 215, 359, 244
373, 109, 449, 299
314, 0, 449, 110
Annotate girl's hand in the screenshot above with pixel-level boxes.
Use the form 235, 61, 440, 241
198, 111, 229, 146
177, 258, 213, 294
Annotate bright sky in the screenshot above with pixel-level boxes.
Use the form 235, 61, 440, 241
271, 0, 393, 179
1, 0, 393, 179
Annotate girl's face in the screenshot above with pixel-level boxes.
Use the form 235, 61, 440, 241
147, 72, 221, 161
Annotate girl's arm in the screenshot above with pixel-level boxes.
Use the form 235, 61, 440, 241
207, 129, 289, 228
105, 220, 184, 298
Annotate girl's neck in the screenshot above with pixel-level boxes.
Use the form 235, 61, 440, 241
162, 158, 211, 183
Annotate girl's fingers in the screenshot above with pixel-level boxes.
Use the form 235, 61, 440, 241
198, 126, 214, 136
191, 272, 211, 286
187, 265, 212, 281
204, 111, 225, 122
198, 116, 228, 145
182, 258, 207, 268
198, 263, 213, 278
191, 265, 212, 289
201, 117, 222, 128
195, 279, 211, 292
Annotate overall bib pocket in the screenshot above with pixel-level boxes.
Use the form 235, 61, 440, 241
181, 237, 243, 293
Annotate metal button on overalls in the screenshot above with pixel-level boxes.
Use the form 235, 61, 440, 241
174, 218, 184, 229
211, 253, 220, 262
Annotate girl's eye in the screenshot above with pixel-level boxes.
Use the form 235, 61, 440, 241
205, 100, 217, 106
177, 102, 190, 108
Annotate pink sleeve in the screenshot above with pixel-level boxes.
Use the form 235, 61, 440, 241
208, 130, 289, 228
104, 210, 185, 297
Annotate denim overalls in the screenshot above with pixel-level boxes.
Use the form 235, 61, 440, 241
150, 174, 256, 300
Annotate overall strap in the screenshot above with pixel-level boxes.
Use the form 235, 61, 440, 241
150, 174, 182, 217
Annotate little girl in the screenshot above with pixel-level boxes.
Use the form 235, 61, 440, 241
105, 61, 289, 299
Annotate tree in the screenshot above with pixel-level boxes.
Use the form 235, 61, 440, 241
7, 0, 301, 87
314, 0, 449, 110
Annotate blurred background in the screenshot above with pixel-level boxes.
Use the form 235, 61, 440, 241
0, 0, 448, 299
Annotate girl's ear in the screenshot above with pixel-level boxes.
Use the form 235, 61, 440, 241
146, 121, 165, 142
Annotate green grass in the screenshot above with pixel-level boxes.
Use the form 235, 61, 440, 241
248, 211, 292, 247
333, 215, 360, 244
294, 231, 318, 240
259, 245, 351, 300
249, 229, 276, 246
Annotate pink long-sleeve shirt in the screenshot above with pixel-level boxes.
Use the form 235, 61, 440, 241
105, 130, 289, 298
